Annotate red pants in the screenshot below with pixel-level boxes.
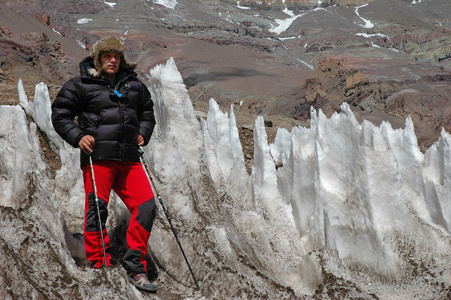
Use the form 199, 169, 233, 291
83, 160, 156, 274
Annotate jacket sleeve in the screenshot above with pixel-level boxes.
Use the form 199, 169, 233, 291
51, 80, 85, 148
138, 83, 156, 146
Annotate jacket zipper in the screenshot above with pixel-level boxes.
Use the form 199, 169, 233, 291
116, 82, 126, 161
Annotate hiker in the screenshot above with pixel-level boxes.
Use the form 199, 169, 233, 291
51, 36, 157, 293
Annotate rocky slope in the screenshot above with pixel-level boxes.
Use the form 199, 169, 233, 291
221, 0, 375, 9
1, 0, 450, 152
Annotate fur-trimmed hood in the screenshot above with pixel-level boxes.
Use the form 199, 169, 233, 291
87, 36, 137, 77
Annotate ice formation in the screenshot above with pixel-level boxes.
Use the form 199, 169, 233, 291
0, 58, 449, 299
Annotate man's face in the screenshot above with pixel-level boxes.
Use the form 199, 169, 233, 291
100, 52, 121, 77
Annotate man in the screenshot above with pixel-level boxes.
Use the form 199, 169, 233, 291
51, 36, 157, 293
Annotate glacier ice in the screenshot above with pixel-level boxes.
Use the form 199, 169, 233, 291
0, 58, 449, 299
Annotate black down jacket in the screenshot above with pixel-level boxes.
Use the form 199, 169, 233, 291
51, 56, 156, 169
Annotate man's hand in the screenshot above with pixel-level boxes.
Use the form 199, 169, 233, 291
79, 135, 95, 154
134, 133, 144, 146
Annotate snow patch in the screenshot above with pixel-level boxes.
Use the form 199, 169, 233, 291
354, 4, 374, 29
269, 8, 302, 35
155, 0, 177, 9
104, 1, 117, 8
77, 18, 92, 24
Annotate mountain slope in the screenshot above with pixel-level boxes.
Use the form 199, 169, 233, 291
1, 0, 450, 151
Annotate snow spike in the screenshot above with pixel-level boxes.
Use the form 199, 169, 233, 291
138, 148, 200, 290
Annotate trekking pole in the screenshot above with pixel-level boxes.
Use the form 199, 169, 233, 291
138, 148, 200, 290
88, 153, 108, 267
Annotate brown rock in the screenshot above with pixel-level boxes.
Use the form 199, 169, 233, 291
263, 114, 273, 127
318, 59, 343, 74
0, 25, 11, 37
345, 71, 368, 91
33, 12, 50, 26
304, 77, 328, 103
